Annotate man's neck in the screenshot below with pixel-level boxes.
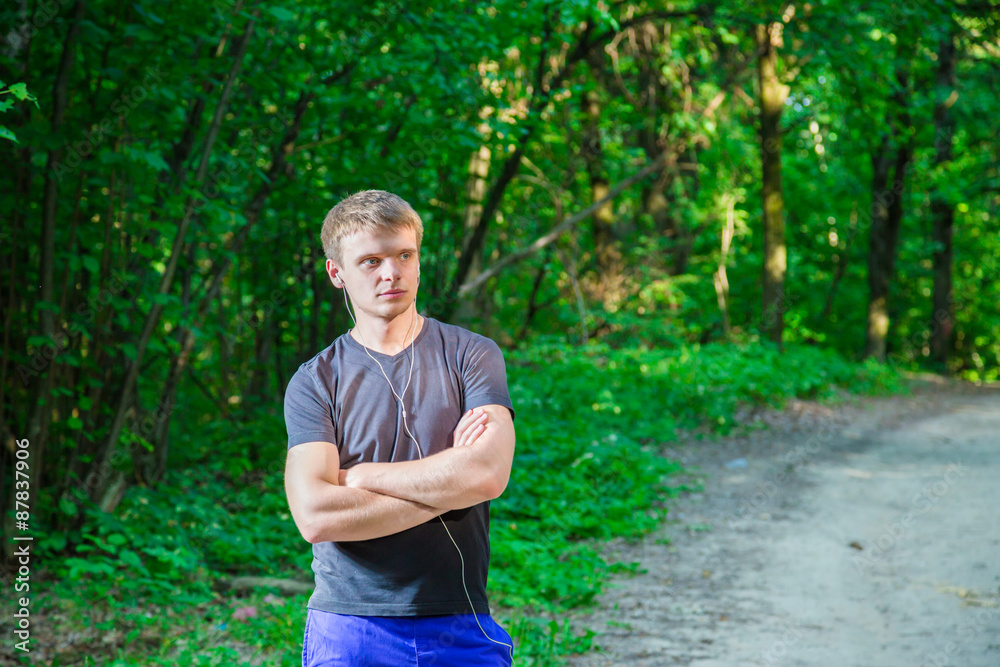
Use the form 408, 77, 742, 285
350, 307, 424, 356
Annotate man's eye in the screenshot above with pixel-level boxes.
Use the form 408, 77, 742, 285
364, 258, 380, 266
401, 253, 411, 260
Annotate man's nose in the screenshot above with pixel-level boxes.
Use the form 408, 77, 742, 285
380, 260, 402, 280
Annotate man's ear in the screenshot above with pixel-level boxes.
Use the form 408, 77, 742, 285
325, 259, 343, 287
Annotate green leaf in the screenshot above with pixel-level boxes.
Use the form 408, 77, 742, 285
65, 556, 114, 578
59, 497, 78, 517
267, 6, 297, 21
7, 82, 30, 100
27, 335, 50, 348
143, 150, 170, 172
0, 126, 18, 143
40, 532, 67, 553
81, 255, 100, 274
119, 548, 146, 572
67, 416, 84, 430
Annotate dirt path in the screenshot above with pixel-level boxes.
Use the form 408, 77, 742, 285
569, 380, 1000, 667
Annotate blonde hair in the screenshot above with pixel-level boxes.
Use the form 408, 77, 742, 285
321, 190, 424, 264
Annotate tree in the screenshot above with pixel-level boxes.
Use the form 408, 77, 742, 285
930, 27, 957, 367
755, 19, 789, 348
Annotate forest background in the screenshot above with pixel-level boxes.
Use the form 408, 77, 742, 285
1, 0, 997, 664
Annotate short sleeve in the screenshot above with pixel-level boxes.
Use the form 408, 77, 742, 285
461, 337, 515, 421
284, 365, 338, 449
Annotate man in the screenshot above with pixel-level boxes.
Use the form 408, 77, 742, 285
283, 190, 516, 666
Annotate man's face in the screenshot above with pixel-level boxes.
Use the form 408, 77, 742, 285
327, 226, 420, 322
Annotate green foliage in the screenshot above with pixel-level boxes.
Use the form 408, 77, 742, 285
0, 79, 38, 142
506, 616, 597, 667
42, 464, 310, 607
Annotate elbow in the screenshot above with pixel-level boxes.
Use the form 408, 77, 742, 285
295, 514, 323, 544
440, 472, 506, 511
483, 470, 510, 501
293, 508, 335, 544
301, 519, 344, 544
301, 524, 324, 545
487, 450, 513, 500
474, 454, 512, 502
469, 448, 513, 503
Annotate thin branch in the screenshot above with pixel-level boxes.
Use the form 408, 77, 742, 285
457, 151, 672, 297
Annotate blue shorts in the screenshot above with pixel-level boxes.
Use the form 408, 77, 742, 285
302, 608, 514, 666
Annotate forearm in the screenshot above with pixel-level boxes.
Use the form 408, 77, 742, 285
295, 481, 447, 543
343, 444, 507, 511
340, 405, 515, 511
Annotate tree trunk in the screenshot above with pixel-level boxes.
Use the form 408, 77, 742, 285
454, 131, 492, 325
821, 204, 858, 321
443, 144, 525, 321
865, 67, 912, 362
930, 30, 956, 368
581, 75, 621, 282
865, 149, 911, 361
518, 250, 551, 341
25, 0, 88, 517
634, 20, 687, 275
756, 22, 789, 348
138, 236, 198, 484
714, 195, 736, 338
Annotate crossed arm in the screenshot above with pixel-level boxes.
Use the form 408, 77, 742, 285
284, 405, 515, 543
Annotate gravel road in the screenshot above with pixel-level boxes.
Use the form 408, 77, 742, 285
569, 380, 1000, 667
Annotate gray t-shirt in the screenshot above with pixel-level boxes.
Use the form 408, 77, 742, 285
283, 316, 514, 616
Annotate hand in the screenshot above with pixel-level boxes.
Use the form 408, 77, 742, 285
453, 408, 489, 448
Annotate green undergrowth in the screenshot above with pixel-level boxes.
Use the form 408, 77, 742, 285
25, 340, 901, 666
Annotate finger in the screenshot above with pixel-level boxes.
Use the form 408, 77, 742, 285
455, 418, 476, 447
463, 414, 489, 447
455, 411, 488, 447
454, 409, 474, 435
455, 409, 485, 436
455, 421, 480, 448
466, 422, 488, 446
